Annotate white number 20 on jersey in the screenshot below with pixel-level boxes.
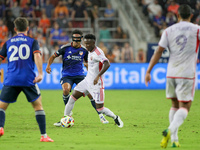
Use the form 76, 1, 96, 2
8, 44, 30, 62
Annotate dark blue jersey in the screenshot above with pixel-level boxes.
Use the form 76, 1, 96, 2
0, 33, 41, 86
54, 43, 88, 77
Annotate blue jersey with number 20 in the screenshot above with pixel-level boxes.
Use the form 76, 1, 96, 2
0, 33, 41, 86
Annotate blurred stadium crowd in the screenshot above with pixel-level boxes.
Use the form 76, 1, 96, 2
0, 0, 200, 63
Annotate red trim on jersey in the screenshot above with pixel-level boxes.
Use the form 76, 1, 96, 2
54, 52, 58, 57
99, 62, 103, 71
166, 76, 195, 79
100, 88, 104, 102
196, 29, 200, 53
191, 78, 195, 97
0, 55, 5, 59
100, 77, 104, 89
33, 50, 41, 54
95, 49, 101, 55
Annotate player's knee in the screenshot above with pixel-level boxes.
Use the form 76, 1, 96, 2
63, 88, 70, 95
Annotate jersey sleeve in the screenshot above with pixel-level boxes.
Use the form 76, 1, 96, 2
54, 47, 65, 57
158, 29, 168, 49
0, 42, 7, 59
32, 40, 41, 54
94, 51, 109, 63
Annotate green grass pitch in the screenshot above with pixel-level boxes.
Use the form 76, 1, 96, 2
0, 90, 200, 150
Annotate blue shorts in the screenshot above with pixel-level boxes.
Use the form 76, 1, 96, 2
0, 85, 41, 103
60, 75, 85, 87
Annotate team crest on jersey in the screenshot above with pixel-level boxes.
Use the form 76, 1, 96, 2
79, 51, 83, 55
90, 56, 93, 60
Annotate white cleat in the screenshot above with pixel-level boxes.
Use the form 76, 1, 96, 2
53, 121, 61, 127
114, 115, 123, 128
99, 114, 109, 124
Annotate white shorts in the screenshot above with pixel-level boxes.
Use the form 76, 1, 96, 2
166, 78, 195, 102
74, 79, 105, 104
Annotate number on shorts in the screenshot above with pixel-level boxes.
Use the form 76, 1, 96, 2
175, 35, 187, 52
8, 44, 30, 62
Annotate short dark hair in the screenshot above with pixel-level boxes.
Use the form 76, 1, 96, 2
84, 34, 96, 41
178, 4, 192, 19
14, 17, 29, 32
72, 29, 83, 36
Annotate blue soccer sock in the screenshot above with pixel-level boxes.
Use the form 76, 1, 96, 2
90, 99, 100, 115
0, 108, 5, 127
63, 94, 70, 105
35, 110, 46, 134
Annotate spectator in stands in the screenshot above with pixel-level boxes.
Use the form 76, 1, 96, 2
28, 21, 38, 38
20, 0, 30, 8
50, 22, 62, 45
98, 41, 108, 56
71, 0, 88, 28
12, 1, 21, 18
153, 11, 166, 37
42, 0, 54, 19
136, 48, 146, 63
113, 26, 124, 39
56, 12, 72, 29
90, 4, 99, 28
50, 43, 62, 63
0, 19, 8, 42
58, 30, 70, 47
104, 3, 115, 27
22, 3, 36, 18
37, 31, 49, 63
107, 50, 115, 63
147, 0, 162, 24
5, 10, 15, 37
141, 0, 154, 16
121, 42, 134, 63
112, 44, 121, 63
167, 0, 180, 15
99, 25, 112, 44
54, 0, 69, 19
0, 1, 6, 18
165, 11, 177, 26
38, 13, 51, 36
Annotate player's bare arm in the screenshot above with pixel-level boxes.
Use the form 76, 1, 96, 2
84, 62, 88, 70
46, 54, 56, 74
145, 46, 165, 86
34, 52, 43, 83
94, 60, 110, 85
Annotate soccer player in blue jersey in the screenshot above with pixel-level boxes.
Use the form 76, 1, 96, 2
46, 29, 108, 126
0, 17, 53, 142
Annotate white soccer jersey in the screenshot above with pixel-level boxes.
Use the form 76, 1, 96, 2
85, 46, 108, 88
159, 21, 200, 79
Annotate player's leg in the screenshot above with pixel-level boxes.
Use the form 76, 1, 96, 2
24, 85, 53, 142
90, 87, 123, 128
169, 98, 179, 147
87, 93, 109, 124
61, 77, 73, 105
64, 79, 87, 116
0, 86, 20, 137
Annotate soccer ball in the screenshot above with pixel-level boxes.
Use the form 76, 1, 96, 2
60, 116, 74, 128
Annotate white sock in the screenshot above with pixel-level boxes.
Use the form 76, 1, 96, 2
41, 133, 47, 138
169, 107, 178, 142
97, 107, 117, 119
64, 96, 76, 116
168, 107, 188, 134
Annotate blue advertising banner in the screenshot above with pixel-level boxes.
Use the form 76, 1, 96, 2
147, 43, 169, 63
0, 63, 200, 89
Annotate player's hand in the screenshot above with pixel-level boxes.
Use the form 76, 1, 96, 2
33, 74, 43, 83
145, 72, 151, 87
46, 67, 51, 74
84, 63, 88, 69
93, 75, 100, 85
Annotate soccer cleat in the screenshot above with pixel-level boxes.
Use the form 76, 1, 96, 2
99, 114, 109, 124
40, 136, 54, 142
114, 115, 124, 128
171, 141, 180, 148
0, 127, 4, 137
160, 129, 171, 148
53, 121, 61, 127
